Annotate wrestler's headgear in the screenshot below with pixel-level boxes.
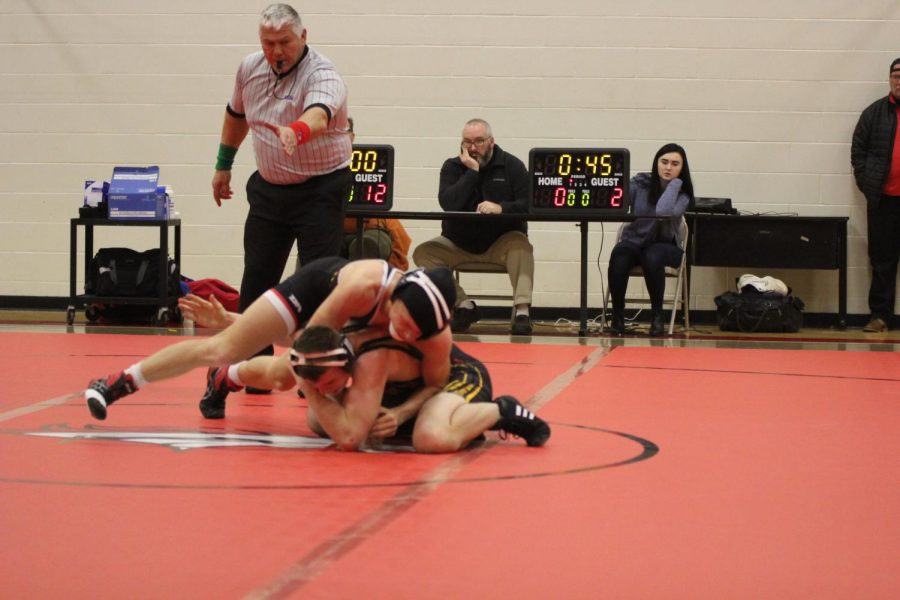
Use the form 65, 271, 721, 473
289, 327, 356, 382
390, 267, 456, 340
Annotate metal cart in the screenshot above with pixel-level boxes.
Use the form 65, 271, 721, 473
67, 217, 181, 325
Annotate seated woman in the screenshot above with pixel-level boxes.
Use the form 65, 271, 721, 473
608, 143, 694, 336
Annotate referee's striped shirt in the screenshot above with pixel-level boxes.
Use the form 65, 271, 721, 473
229, 47, 352, 184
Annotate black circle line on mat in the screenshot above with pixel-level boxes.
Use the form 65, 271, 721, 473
0, 423, 658, 490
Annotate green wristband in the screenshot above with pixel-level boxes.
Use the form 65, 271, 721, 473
215, 143, 238, 171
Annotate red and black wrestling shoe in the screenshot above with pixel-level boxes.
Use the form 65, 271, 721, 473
199, 367, 243, 419
85, 372, 137, 421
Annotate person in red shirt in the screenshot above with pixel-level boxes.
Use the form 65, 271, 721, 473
851, 57, 900, 333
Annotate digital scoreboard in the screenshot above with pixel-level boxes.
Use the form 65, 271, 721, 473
346, 144, 394, 211
529, 148, 630, 215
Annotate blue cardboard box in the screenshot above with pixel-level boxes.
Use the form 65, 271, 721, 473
108, 166, 167, 219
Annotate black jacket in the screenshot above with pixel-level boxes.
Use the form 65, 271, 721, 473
436, 145, 529, 254
851, 94, 898, 208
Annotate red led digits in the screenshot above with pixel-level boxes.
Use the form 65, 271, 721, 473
346, 145, 394, 211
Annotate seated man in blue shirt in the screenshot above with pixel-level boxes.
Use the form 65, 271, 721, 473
412, 118, 535, 335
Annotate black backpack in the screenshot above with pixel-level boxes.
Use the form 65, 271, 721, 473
85, 247, 180, 298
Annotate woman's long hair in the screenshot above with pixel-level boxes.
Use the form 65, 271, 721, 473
648, 143, 694, 204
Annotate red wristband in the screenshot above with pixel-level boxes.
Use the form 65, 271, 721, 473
289, 121, 311, 144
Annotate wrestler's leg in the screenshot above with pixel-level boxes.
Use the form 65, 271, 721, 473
237, 352, 296, 391
86, 296, 289, 420
200, 352, 297, 420
141, 299, 287, 381
305, 404, 327, 438
411, 392, 500, 453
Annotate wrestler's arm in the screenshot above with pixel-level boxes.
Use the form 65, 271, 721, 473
178, 294, 237, 329
237, 352, 296, 391
370, 385, 441, 439
302, 353, 388, 451
306, 272, 380, 329
415, 327, 452, 389
371, 329, 454, 437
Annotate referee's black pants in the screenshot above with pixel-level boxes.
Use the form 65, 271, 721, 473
239, 168, 350, 318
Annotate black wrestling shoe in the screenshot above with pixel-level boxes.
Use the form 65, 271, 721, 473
85, 372, 137, 421
492, 395, 551, 447
199, 367, 241, 419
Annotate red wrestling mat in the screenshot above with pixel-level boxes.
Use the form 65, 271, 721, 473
1, 332, 898, 599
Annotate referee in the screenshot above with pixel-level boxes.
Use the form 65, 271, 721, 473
212, 4, 352, 346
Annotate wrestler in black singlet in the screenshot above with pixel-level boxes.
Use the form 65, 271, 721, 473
353, 337, 493, 437
265, 257, 398, 335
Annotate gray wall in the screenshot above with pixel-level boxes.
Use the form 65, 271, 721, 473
2, 1, 898, 316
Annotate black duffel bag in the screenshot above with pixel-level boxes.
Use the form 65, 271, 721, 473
85, 247, 179, 298
714, 290, 805, 333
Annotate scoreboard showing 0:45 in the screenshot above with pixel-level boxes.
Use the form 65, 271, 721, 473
346, 144, 394, 211
529, 148, 630, 215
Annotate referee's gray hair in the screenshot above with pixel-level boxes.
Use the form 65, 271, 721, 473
464, 118, 493, 138
260, 4, 303, 35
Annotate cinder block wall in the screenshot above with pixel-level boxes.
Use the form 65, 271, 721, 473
1, 1, 897, 316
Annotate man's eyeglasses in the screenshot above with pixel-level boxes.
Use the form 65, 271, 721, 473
461, 137, 490, 148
